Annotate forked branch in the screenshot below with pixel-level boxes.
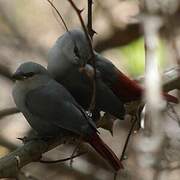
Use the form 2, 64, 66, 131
67, 0, 97, 112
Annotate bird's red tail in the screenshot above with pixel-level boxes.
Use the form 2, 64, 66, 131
112, 69, 142, 102
163, 93, 179, 104
113, 69, 178, 104
87, 132, 123, 171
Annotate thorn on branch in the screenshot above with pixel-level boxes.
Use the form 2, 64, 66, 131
67, 0, 92, 51
79, 8, 84, 14
67, 0, 97, 113
87, 0, 96, 39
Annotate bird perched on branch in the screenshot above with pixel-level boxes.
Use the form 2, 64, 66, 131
12, 62, 123, 171
47, 29, 178, 120
47, 30, 125, 120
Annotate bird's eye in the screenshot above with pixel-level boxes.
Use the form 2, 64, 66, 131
23, 72, 35, 78
74, 46, 81, 59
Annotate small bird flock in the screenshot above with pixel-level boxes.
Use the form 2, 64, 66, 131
12, 29, 178, 171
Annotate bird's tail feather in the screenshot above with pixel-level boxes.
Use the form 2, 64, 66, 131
87, 132, 123, 171
113, 69, 178, 103
163, 93, 179, 104
112, 69, 142, 102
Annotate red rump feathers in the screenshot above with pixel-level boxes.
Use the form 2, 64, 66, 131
112, 69, 178, 104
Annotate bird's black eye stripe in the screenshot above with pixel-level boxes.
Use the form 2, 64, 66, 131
74, 45, 81, 58
23, 72, 35, 77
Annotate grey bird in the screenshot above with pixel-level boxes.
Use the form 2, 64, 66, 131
47, 29, 178, 121
12, 62, 123, 171
47, 29, 126, 120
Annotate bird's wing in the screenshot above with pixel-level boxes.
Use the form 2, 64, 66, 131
94, 52, 118, 86
25, 80, 96, 136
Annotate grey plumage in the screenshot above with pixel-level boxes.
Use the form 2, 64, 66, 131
12, 62, 96, 137
47, 29, 125, 120
12, 62, 123, 170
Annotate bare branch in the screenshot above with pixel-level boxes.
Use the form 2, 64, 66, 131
0, 136, 19, 150
39, 151, 86, 164
170, 36, 180, 99
0, 107, 20, 120
144, 14, 164, 137
0, 137, 71, 178
135, 66, 180, 92
67, 0, 97, 112
0, 62, 12, 81
87, 0, 96, 39
94, 24, 142, 52
37, 153, 100, 180
163, 67, 180, 91
120, 117, 137, 161
133, 4, 167, 178
46, 0, 69, 31
67, 0, 93, 52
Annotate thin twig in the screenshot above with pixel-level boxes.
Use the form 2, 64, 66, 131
134, 11, 165, 180
46, 0, 69, 31
0, 136, 72, 178
167, 103, 180, 125
69, 139, 82, 167
171, 37, 180, 99
67, 0, 97, 112
0, 136, 19, 150
40, 151, 86, 164
120, 117, 137, 161
113, 172, 117, 180
0, 107, 20, 120
67, 0, 93, 53
87, 0, 95, 39
0, 62, 13, 81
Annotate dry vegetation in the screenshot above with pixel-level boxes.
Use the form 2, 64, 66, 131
0, 0, 180, 180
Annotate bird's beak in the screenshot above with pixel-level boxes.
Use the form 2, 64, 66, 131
79, 64, 94, 79
12, 71, 24, 81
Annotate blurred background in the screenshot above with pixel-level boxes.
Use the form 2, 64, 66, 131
0, 0, 180, 180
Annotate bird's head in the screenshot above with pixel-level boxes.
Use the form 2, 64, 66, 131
48, 29, 91, 75
69, 29, 91, 66
12, 62, 48, 81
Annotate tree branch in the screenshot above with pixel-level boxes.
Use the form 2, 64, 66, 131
0, 62, 12, 81
0, 62, 178, 179
46, 0, 69, 31
135, 66, 180, 92
67, 0, 97, 112
0, 137, 71, 178
87, 0, 95, 39
0, 136, 18, 150
163, 67, 180, 92
0, 107, 20, 120
94, 24, 142, 52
